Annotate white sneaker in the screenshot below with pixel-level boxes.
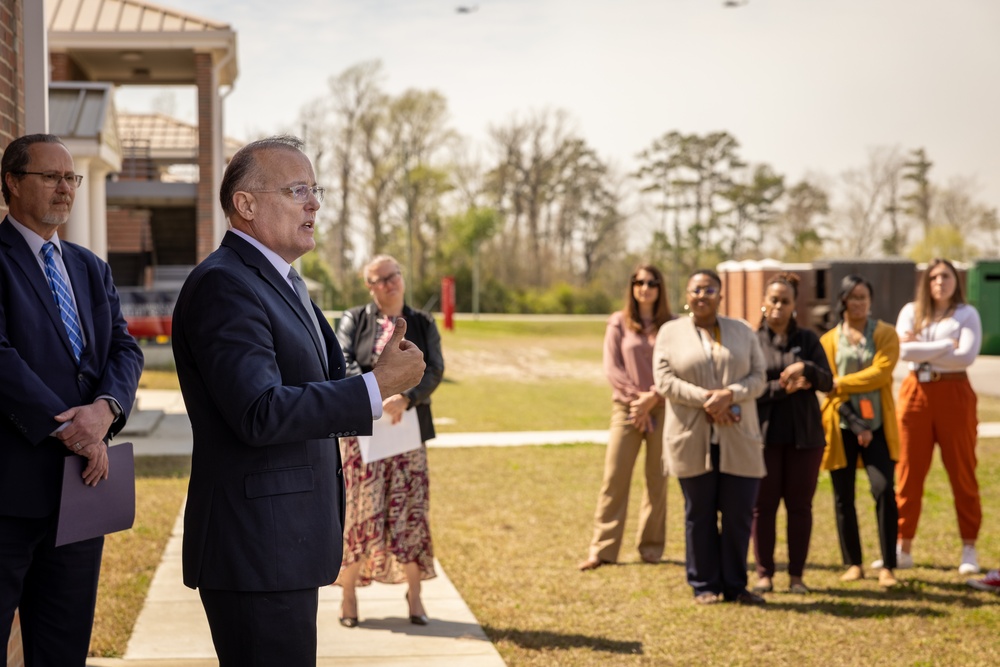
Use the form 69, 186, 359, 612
959, 545, 980, 575
871, 548, 913, 570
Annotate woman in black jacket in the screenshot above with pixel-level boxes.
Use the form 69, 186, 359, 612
751, 272, 832, 594
334, 255, 444, 627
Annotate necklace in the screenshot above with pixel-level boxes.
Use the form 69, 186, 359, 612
932, 305, 954, 322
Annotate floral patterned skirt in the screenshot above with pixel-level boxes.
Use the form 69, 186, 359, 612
338, 436, 436, 586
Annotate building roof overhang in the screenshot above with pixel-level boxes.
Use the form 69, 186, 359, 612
47, 0, 238, 86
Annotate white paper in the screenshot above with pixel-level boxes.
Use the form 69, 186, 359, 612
358, 408, 422, 464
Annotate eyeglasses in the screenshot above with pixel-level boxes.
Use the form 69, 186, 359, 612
249, 184, 325, 203
368, 271, 401, 287
15, 171, 83, 188
632, 279, 660, 288
687, 286, 719, 297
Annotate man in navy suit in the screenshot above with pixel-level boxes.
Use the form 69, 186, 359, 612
0, 134, 143, 666
171, 135, 424, 666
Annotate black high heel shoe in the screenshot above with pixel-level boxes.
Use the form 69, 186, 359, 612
340, 598, 359, 628
406, 592, 429, 625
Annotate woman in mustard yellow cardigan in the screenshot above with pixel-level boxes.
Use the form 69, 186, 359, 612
820, 275, 900, 588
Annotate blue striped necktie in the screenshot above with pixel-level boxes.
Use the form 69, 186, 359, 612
41, 242, 84, 362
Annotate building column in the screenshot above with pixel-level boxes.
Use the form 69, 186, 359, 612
65, 156, 91, 248
22, 0, 46, 134
195, 52, 216, 261
89, 164, 109, 259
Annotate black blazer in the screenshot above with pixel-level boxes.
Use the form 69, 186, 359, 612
755, 324, 833, 449
172, 232, 373, 592
336, 302, 444, 443
0, 218, 143, 517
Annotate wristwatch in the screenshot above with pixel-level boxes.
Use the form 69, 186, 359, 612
104, 397, 123, 421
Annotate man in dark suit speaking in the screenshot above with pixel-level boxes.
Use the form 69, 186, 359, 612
0, 134, 143, 666
171, 135, 425, 665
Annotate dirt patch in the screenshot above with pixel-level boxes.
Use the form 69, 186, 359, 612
444, 347, 603, 381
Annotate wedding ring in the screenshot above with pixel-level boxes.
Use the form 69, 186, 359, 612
73, 442, 82, 451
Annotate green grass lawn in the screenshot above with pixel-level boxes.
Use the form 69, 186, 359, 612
430, 440, 1000, 666
91, 457, 190, 658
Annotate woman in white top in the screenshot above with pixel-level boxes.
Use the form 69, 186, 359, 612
892, 258, 982, 574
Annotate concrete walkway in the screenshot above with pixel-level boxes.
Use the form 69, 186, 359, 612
89, 394, 507, 667
88, 514, 503, 667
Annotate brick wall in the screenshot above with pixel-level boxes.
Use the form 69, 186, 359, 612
0, 0, 24, 146
0, 0, 25, 222
1, 3, 24, 662
107, 207, 153, 253
49, 52, 85, 82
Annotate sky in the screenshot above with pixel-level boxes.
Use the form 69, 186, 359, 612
117, 0, 1000, 226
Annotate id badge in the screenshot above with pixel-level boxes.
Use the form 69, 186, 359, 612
917, 363, 933, 383
859, 398, 875, 420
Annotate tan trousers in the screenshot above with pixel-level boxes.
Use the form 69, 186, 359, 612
587, 401, 667, 563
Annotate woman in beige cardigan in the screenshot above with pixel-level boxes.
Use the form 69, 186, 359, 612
653, 269, 767, 605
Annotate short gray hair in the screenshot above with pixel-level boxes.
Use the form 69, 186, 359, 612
219, 135, 304, 217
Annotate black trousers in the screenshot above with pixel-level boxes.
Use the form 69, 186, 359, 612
0, 514, 103, 667
677, 445, 761, 599
829, 427, 898, 568
200, 586, 319, 667
752, 443, 824, 578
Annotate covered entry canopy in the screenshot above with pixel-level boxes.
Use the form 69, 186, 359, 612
46, 0, 237, 86
47, 0, 239, 261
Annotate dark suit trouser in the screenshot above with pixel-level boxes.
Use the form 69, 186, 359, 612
0, 515, 103, 667
677, 445, 760, 599
830, 427, 897, 568
200, 587, 319, 667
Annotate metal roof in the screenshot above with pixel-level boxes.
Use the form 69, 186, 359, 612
47, 0, 228, 33
48, 82, 123, 172
47, 0, 238, 87
118, 112, 242, 161
49, 81, 120, 151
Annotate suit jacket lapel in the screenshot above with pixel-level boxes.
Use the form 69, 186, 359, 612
222, 232, 330, 377
0, 221, 77, 360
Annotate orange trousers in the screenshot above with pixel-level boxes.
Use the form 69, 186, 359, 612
896, 373, 981, 541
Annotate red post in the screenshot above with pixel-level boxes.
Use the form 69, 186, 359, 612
441, 276, 455, 331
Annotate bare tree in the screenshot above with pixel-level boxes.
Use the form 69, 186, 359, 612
553, 140, 625, 281
902, 147, 933, 238
934, 175, 992, 236
834, 146, 904, 258
774, 178, 830, 262
485, 110, 574, 285
325, 60, 385, 284
389, 89, 457, 287
356, 96, 399, 257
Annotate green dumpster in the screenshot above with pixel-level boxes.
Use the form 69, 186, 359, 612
967, 260, 1000, 355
